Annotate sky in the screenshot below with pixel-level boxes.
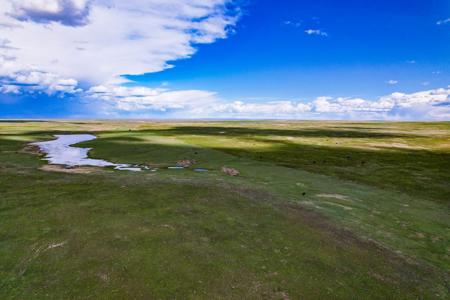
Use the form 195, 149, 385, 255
0, 0, 449, 120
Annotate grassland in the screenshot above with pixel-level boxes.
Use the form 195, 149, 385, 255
0, 120, 449, 299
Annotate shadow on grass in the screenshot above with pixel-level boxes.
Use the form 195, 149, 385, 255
136, 126, 448, 203
0, 120, 48, 123
1, 135, 447, 299
47, 127, 449, 204
154, 126, 415, 139
222, 138, 450, 203
2, 124, 448, 203
1, 132, 449, 274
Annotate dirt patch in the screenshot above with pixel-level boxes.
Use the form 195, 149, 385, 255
317, 193, 351, 201
98, 272, 110, 283
47, 241, 67, 250
177, 159, 196, 167
20, 144, 43, 156
368, 142, 426, 150
222, 166, 240, 176
323, 201, 353, 210
39, 164, 104, 174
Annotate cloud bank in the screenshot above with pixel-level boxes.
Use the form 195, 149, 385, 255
83, 84, 450, 120
192, 87, 450, 120
0, 0, 239, 91
87, 85, 217, 112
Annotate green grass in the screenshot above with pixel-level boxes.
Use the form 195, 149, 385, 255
0, 120, 448, 299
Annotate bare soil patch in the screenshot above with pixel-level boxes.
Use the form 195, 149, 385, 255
39, 165, 104, 174
368, 142, 426, 150
177, 159, 196, 167
317, 193, 351, 201
20, 145, 43, 156
222, 166, 240, 176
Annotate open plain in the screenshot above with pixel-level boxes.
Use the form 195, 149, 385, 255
0, 120, 449, 299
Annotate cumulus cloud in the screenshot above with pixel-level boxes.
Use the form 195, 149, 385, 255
0, 84, 20, 94
87, 84, 217, 112
304, 29, 328, 37
0, 0, 239, 93
0, 52, 80, 94
9, 0, 91, 26
192, 101, 312, 118
387, 80, 398, 85
208, 88, 450, 120
84, 84, 450, 121
217, 88, 447, 120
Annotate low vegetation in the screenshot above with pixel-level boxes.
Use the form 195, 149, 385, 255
0, 120, 448, 299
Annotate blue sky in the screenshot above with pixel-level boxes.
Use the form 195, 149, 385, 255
0, 0, 449, 119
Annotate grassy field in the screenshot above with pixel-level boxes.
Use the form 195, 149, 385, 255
0, 120, 448, 299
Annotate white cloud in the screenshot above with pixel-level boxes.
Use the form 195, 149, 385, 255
304, 29, 328, 37
192, 100, 312, 118
284, 20, 302, 28
0, 84, 20, 94
210, 87, 449, 120
437, 18, 450, 25
0, 0, 239, 93
85, 85, 450, 121
10, 0, 91, 26
0, 54, 80, 94
387, 80, 398, 85
87, 84, 217, 112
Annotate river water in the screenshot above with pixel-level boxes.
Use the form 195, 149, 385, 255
32, 134, 142, 171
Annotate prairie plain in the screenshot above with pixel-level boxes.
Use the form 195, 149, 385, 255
0, 120, 449, 299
